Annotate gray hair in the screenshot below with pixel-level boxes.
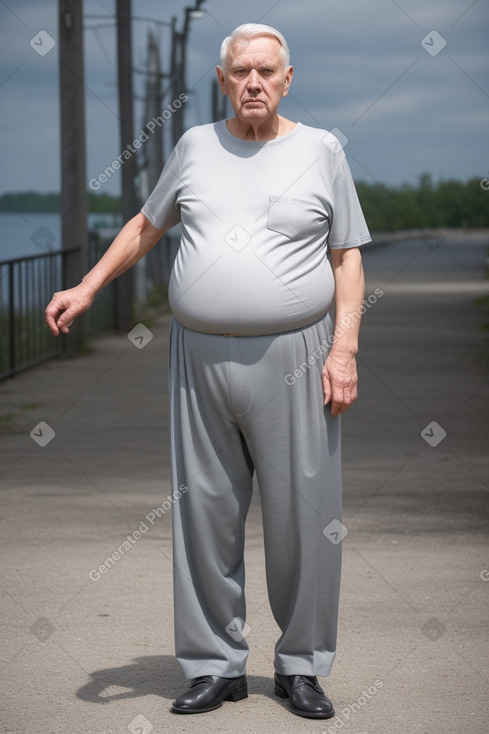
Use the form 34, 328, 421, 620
219, 23, 290, 70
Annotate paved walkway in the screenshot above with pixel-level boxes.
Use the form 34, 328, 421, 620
0, 232, 488, 734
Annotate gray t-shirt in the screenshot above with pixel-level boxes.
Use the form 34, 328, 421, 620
141, 120, 371, 335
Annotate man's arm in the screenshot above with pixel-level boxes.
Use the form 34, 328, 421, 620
322, 246, 365, 417
45, 213, 166, 336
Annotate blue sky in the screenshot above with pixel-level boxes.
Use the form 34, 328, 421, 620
1, 0, 488, 196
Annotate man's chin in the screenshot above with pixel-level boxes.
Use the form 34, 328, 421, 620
238, 106, 270, 120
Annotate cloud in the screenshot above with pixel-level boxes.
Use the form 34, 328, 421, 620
0, 0, 487, 195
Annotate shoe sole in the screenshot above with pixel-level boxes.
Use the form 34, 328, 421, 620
171, 685, 248, 714
274, 682, 335, 720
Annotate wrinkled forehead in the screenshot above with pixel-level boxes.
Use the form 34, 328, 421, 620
227, 34, 283, 66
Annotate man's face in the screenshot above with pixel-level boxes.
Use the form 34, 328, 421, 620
217, 35, 293, 123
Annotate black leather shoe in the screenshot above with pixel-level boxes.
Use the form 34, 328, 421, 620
274, 673, 335, 719
171, 674, 248, 714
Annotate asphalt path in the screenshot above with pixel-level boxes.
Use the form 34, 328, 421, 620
0, 231, 488, 734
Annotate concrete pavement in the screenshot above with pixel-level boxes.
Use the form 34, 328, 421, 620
0, 231, 488, 734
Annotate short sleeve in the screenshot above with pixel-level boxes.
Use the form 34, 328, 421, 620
328, 153, 372, 249
140, 144, 182, 231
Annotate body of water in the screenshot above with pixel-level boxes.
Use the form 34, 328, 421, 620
0, 212, 122, 262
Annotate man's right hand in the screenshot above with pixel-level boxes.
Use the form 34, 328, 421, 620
44, 214, 166, 336
45, 282, 96, 336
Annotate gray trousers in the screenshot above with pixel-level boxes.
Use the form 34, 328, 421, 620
168, 312, 342, 679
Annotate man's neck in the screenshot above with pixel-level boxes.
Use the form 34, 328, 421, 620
226, 115, 296, 141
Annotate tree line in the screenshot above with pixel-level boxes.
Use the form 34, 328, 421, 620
0, 191, 120, 215
1, 174, 488, 231
356, 174, 489, 231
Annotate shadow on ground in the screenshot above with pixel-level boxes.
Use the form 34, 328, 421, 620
77, 656, 278, 705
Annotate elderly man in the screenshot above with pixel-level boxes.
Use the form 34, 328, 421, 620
46, 23, 371, 720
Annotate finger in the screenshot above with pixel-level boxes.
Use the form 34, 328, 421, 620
46, 319, 60, 336
338, 384, 357, 411
330, 399, 342, 417
45, 304, 61, 336
342, 385, 352, 406
321, 371, 332, 406
330, 381, 348, 416
332, 387, 358, 416
57, 313, 75, 334
45, 293, 68, 333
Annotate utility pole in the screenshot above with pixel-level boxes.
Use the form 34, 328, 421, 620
115, 0, 137, 331
142, 30, 164, 189
171, 1, 205, 147
211, 78, 227, 122
170, 16, 184, 147
137, 29, 165, 308
59, 0, 88, 355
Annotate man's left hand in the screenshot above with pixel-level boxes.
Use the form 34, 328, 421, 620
321, 348, 358, 417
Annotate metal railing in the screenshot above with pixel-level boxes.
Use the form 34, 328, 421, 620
0, 237, 117, 380
0, 248, 74, 379
0, 229, 179, 380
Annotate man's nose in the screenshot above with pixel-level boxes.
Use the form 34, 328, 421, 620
246, 69, 261, 89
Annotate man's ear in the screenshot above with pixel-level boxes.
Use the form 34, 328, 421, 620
216, 66, 228, 95
282, 65, 293, 98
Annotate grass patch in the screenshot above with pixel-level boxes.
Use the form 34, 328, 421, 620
0, 412, 21, 435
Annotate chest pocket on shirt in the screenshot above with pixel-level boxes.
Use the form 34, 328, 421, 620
267, 196, 324, 240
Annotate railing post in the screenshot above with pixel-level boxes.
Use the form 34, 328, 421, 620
8, 263, 15, 373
